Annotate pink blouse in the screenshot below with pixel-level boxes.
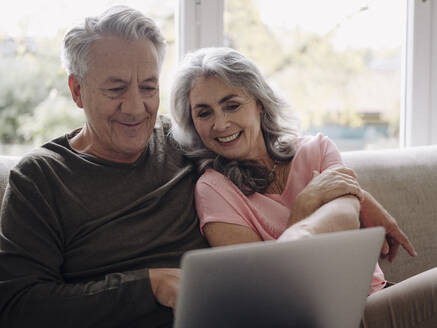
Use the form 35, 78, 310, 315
195, 133, 386, 294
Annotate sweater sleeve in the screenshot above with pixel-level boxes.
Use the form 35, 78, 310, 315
0, 167, 159, 328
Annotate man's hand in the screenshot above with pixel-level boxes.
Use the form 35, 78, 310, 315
360, 191, 417, 262
149, 268, 181, 310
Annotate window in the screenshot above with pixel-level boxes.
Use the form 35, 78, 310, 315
1, 0, 436, 155
178, 0, 437, 149
0, 0, 177, 155
222, 0, 406, 151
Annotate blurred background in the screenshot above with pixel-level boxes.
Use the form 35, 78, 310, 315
0, 0, 405, 154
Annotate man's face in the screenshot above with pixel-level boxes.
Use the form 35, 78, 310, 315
70, 36, 160, 163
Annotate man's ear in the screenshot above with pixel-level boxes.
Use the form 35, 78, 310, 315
68, 75, 84, 108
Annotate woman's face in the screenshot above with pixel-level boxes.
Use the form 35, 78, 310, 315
189, 75, 269, 163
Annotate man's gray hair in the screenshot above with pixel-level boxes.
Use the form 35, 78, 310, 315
61, 5, 167, 80
170, 47, 300, 195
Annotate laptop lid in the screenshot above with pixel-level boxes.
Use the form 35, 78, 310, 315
174, 227, 385, 328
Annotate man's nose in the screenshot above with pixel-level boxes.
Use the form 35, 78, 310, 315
121, 87, 145, 115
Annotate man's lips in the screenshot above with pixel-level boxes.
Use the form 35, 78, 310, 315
116, 121, 144, 127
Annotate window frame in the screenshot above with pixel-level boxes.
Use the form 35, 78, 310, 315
177, 0, 437, 148
176, 0, 223, 61
402, 0, 437, 147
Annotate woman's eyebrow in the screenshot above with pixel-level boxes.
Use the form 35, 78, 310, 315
219, 94, 238, 104
192, 94, 239, 110
192, 103, 209, 111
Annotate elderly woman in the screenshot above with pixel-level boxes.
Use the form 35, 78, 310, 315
170, 47, 436, 327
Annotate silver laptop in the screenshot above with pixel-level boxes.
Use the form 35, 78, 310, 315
174, 227, 385, 328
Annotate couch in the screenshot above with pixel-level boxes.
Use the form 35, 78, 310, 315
1, 145, 436, 283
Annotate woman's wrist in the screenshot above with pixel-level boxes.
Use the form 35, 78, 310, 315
279, 222, 313, 241
288, 191, 320, 227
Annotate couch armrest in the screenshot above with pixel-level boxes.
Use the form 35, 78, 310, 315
342, 145, 437, 282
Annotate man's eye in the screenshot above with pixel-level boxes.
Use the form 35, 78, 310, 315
108, 87, 124, 92
141, 86, 157, 92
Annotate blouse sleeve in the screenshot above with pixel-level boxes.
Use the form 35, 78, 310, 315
317, 134, 344, 171
194, 170, 258, 234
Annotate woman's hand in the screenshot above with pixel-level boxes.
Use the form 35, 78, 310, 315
360, 190, 417, 262
288, 165, 363, 226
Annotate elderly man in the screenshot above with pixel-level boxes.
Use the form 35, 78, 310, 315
0, 6, 207, 327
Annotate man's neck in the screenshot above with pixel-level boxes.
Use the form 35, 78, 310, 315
68, 126, 145, 164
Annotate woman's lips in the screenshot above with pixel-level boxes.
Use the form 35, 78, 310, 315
216, 131, 241, 143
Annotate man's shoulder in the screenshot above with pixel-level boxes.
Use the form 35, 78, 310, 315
154, 114, 171, 134
151, 115, 185, 155
14, 134, 72, 174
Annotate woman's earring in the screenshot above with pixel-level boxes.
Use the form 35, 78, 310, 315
262, 111, 267, 120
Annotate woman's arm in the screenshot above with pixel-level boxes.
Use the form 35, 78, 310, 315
200, 165, 362, 248
203, 222, 262, 247
204, 195, 360, 247
289, 165, 416, 260
279, 195, 361, 242
360, 190, 417, 261
287, 165, 363, 227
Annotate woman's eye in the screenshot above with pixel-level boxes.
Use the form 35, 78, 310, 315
197, 110, 211, 118
226, 103, 240, 111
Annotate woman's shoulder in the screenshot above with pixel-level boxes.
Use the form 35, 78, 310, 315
294, 133, 336, 156
292, 133, 342, 170
195, 168, 251, 210
295, 133, 334, 149
197, 168, 237, 190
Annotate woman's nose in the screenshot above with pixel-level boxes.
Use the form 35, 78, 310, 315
212, 112, 230, 131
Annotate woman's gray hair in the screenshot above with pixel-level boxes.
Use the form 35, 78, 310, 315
61, 5, 167, 81
170, 47, 301, 195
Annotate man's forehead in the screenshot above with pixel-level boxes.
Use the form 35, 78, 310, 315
86, 37, 159, 80
90, 36, 157, 53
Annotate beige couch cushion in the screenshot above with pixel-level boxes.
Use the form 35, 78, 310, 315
343, 145, 437, 283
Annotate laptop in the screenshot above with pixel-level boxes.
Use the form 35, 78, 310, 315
174, 227, 385, 328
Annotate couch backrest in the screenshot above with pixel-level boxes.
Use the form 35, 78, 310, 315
343, 145, 437, 283
1, 147, 436, 283
0, 156, 20, 205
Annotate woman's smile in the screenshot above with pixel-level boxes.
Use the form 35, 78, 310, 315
216, 131, 242, 144
190, 76, 269, 162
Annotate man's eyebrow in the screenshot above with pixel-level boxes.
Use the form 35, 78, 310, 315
103, 77, 128, 84
141, 77, 158, 83
102, 76, 158, 84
